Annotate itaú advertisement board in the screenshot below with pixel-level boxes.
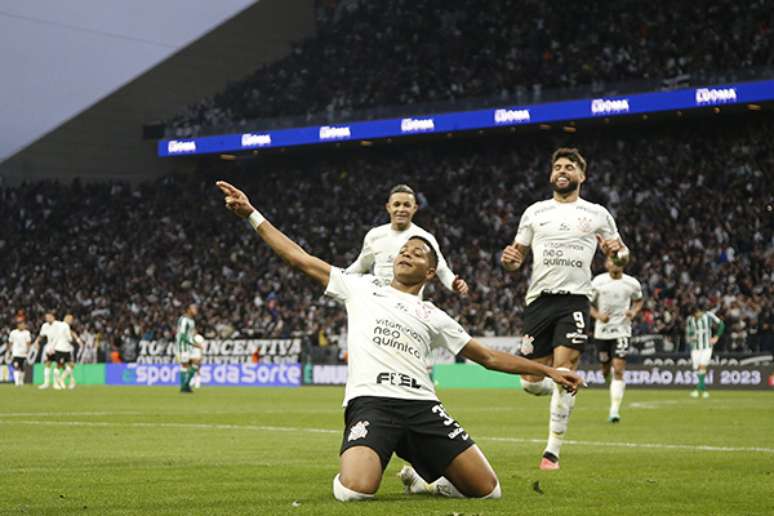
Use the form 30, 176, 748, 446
158, 79, 774, 156
105, 363, 301, 387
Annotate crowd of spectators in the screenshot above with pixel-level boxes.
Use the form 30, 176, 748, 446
167, 0, 774, 137
2, 117, 772, 361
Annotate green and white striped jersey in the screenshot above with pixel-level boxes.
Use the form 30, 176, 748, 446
175, 315, 196, 353
686, 311, 724, 350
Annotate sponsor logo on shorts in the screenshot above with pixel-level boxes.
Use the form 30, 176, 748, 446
348, 421, 370, 442
432, 404, 469, 440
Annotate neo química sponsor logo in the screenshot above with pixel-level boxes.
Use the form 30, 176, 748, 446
493, 108, 531, 124
591, 98, 630, 115
400, 117, 435, 133
241, 133, 272, 147
167, 140, 197, 153
695, 87, 737, 105
319, 126, 351, 140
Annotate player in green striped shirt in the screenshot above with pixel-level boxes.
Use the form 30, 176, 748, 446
176, 304, 200, 393
685, 305, 725, 399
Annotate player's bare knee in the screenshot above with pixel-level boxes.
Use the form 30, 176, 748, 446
464, 474, 499, 498
338, 472, 378, 495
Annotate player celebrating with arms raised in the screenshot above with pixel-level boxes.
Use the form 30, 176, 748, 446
501, 148, 629, 470
591, 258, 644, 422
217, 180, 582, 502
348, 184, 468, 295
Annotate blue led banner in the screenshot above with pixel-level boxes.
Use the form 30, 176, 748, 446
158, 79, 774, 157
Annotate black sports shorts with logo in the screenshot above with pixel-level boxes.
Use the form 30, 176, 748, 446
340, 396, 475, 483
521, 294, 591, 359
595, 337, 631, 362
54, 351, 70, 366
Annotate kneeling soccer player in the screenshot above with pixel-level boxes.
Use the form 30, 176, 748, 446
217, 181, 583, 501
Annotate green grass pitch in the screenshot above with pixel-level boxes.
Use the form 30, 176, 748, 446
2, 386, 772, 515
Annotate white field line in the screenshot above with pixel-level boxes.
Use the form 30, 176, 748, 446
3, 411, 142, 417
3, 419, 773, 454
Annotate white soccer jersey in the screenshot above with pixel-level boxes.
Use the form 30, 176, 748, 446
50, 321, 73, 352
591, 273, 643, 339
347, 223, 456, 290
514, 198, 622, 306
9, 329, 32, 357
325, 267, 471, 406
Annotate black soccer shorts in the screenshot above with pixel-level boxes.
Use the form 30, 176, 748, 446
12, 356, 26, 370
340, 396, 475, 483
595, 337, 631, 362
520, 294, 590, 359
53, 351, 70, 366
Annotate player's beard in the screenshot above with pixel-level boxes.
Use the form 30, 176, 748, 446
551, 178, 579, 195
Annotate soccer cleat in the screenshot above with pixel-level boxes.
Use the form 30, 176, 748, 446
701, 391, 710, 399
38, 383, 49, 389
68, 382, 76, 390
690, 390, 699, 398
609, 415, 621, 423
53, 382, 63, 390
539, 453, 560, 471
398, 465, 428, 494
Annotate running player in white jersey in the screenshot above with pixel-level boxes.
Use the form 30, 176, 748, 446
217, 180, 582, 502
686, 304, 725, 399
8, 320, 32, 387
32, 312, 58, 389
348, 184, 468, 295
591, 258, 643, 422
501, 147, 629, 470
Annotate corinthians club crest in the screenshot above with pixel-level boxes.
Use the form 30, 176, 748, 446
577, 216, 593, 233
348, 421, 370, 442
520, 334, 535, 355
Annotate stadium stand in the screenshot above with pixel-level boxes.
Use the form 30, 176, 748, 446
2, 118, 772, 359
166, 0, 774, 137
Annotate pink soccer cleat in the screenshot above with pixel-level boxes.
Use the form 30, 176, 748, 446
539, 457, 560, 471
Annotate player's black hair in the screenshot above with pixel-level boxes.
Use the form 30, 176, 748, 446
551, 147, 587, 174
406, 236, 438, 269
388, 184, 415, 200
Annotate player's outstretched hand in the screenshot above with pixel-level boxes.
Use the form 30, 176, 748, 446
216, 181, 255, 218
501, 245, 524, 271
452, 276, 469, 296
548, 369, 585, 395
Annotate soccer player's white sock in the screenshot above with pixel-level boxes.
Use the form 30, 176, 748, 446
545, 374, 576, 459
43, 366, 51, 386
53, 367, 62, 386
14, 370, 23, 386
428, 477, 501, 499
522, 377, 554, 396
192, 371, 201, 389
610, 379, 625, 417
332, 474, 374, 502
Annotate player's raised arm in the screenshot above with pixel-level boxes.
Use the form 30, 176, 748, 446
216, 181, 331, 287
459, 338, 583, 394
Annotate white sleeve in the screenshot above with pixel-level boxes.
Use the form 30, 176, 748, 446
597, 206, 621, 242
513, 207, 534, 247
631, 279, 644, 300
431, 311, 472, 355
325, 267, 371, 303
426, 234, 455, 291
346, 232, 375, 275
590, 277, 601, 304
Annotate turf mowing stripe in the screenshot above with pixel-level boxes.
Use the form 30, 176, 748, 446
4, 419, 774, 454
